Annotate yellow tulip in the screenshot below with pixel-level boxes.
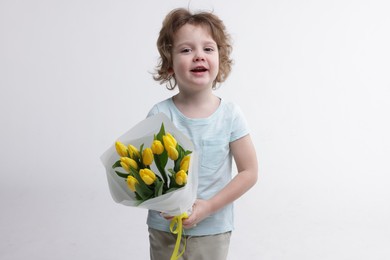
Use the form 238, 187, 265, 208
163, 133, 177, 148
151, 140, 164, 155
120, 157, 138, 172
140, 168, 156, 185
180, 155, 190, 172
175, 170, 187, 186
126, 176, 138, 192
167, 145, 179, 160
142, 147, 154, 166
128, 144, 140, 159
115, 141, 128, 157
163, 133, 179, 160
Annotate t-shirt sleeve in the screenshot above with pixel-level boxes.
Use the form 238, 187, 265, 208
230, 104, 250, 142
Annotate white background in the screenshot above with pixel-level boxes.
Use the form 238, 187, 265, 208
1, 0, 389, 259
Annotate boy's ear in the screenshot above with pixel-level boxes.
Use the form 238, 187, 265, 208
168, 68, 174, 75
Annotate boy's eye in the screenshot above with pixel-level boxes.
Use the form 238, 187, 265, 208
204, 47, 214, 52
181, 48, 192, 53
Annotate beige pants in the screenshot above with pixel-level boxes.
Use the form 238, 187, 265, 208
149, 228, 231, 260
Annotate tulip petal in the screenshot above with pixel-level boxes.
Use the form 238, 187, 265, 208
142, 148, 154, 165
115, 141, 128, 157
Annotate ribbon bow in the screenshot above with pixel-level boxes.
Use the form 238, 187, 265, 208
169, 212, 189, 260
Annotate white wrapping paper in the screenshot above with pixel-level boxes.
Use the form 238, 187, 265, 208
100, 113, 198, 216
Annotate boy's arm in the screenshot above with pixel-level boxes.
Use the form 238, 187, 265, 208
183, 134, 258, 228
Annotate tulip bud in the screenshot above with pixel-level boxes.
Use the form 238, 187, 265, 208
163, 133, 177, 148
140, 168, 156, 185
120, 157, 138, 172
142, 147, 154, 166
180, 155, 190, 172
120, 162, 130, 172
115, 141, 128, 157
167, 146, 179, 160
175, 170, 187, 186
163, 134, 179, 160
126, 176, 138, 192
128, 144, 140, 159
151, 140, 164, 155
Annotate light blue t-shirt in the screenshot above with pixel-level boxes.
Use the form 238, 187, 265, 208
146, 97, 249, 236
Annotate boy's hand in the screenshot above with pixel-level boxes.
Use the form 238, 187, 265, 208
182, 199, 211, 229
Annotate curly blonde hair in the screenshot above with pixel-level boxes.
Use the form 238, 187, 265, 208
153, 8, 233, 90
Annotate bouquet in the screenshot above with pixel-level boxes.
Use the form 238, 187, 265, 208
113, 122, 192, 204
100, 113, 198, 259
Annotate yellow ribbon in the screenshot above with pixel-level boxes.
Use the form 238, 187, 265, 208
169, 212, 188, 260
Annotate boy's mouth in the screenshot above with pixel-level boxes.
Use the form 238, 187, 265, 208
190, 66, 208, 72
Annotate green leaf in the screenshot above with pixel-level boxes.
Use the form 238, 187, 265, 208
155, 123, 168, 169
154, 153, 168, 183
156, 123, 166, 141
134, 181, 153, 201
161, 150, 168, 168
129, 167, 138, 177
135, 192, 142, 201
173, 160, 180, 173
112, 160, 121, 169
115, 171, 129, 178
154, 180, 164, 197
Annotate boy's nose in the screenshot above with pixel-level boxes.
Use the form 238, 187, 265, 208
193, 54, 205, 62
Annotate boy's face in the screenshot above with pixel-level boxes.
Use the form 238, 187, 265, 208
171, 24, 219, 92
